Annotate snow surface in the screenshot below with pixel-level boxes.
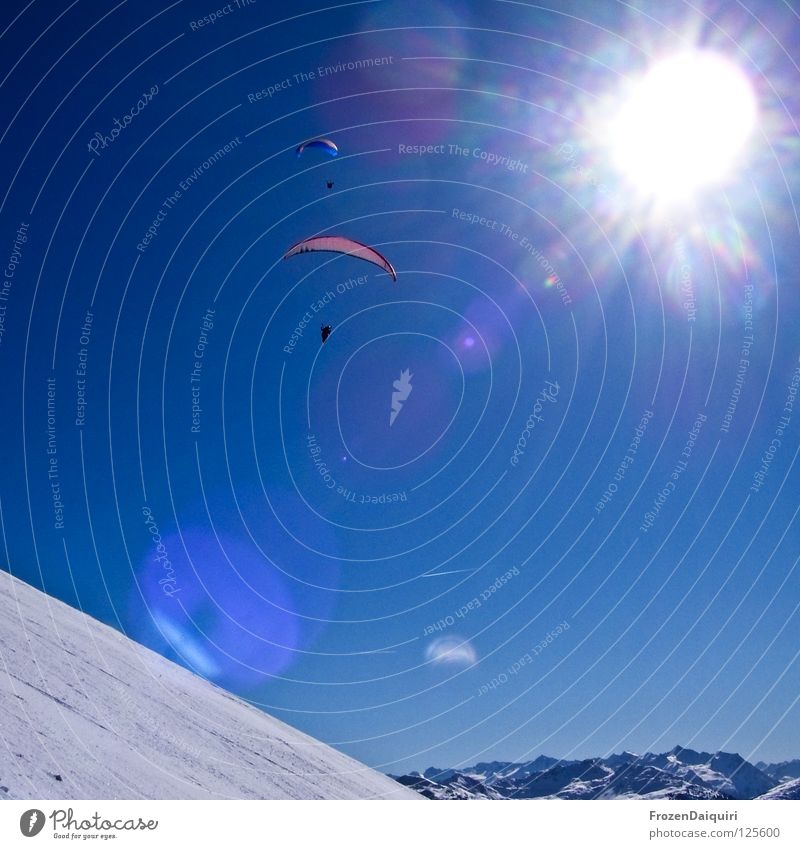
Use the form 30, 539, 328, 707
0, 571, 420, 800
758, 778, 800, 800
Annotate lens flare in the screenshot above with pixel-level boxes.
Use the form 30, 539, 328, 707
425, 636, 477, 667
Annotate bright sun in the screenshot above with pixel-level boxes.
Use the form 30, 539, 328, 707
607, 52, 757, 202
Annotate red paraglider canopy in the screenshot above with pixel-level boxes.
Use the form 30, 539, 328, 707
283, 235, 397, 281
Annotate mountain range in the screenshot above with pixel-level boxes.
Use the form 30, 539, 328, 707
392, 747, 800, 800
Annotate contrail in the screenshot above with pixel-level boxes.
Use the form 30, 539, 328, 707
421, 569, 475, 577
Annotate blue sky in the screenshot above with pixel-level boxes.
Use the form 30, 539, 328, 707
1, 0, 799, 774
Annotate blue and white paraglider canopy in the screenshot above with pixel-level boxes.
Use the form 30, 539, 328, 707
295, 137, 338, 157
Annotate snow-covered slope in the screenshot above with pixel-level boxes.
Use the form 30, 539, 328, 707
0, 571, 419, 800
758, 778, 800, 800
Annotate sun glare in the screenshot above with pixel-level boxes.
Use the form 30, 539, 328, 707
607, 52, 757, 202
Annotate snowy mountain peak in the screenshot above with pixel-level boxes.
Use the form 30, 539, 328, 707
668, 745, 712, 765
604, 751, 640, 768
757, 760, 800, 781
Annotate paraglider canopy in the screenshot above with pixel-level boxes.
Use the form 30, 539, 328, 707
296, 138, 338, 157
283, 235, 397, 281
